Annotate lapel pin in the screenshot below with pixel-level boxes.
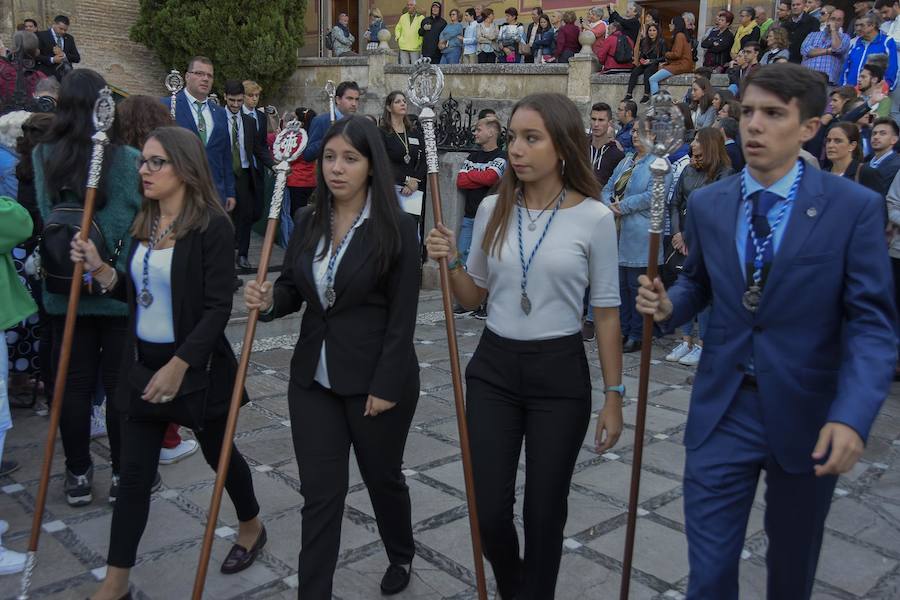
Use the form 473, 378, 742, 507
806, 207, 817, 218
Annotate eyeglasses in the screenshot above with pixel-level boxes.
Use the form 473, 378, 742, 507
137, 156, 169, 172
188, 70, 214, 79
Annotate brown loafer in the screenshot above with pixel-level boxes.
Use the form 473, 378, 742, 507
220, 525, 267, 574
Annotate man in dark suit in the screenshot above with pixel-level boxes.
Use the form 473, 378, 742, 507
303, 81, 361, 162
35, 15, 80, 80
241, 80, 272, 236
637, 63, 896, 599
223, 79, 274, 270
859, 117, 900, 197
163, 56, 235, 212
782, 0, 820, 62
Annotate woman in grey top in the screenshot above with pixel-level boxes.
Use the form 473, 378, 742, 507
425, 93, 624, 600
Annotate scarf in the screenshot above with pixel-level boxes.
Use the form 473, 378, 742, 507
731, 23, 756, 56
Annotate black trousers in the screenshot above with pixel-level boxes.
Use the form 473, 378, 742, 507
107, 341, 259, 567
289, 378, 418, 599
234, 167, 258, 259
627, 62, 660, 96
478, 51, 496, 63
51, 315, 125, 475
465, 328, 592, 600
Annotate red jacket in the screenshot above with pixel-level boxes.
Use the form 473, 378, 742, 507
553, 23, 581, 58
595, 31, 634, 70
268, 131, 316, 188
0, 60, 46, 103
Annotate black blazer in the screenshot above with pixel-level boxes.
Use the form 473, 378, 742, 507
113, 214, 244, 419
262, 206, 420, 403
859, 152, 900, 198
35, 29, 80, 77
239, 109, 274, 201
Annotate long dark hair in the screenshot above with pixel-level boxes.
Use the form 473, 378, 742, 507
40, 69, 119, 209
482, 93, 599, 257
640, 23, 664, 56
302, 116, 403, 276
829, 122, 863, 162
692, 127, 731, 182
691, 77, 714, 113
130, 126, 229, 241
113, 95, 174, 149
672, 15, 687, 37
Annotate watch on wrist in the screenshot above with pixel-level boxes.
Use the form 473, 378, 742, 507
604, 384, 626, 397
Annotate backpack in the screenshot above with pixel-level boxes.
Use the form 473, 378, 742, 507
39, 200, 123, 295
325, 29, 335, 51
613, 32, 632, 64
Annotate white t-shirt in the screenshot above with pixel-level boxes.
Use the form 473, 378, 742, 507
131, 244, 175, 344
466, 194, 620, 341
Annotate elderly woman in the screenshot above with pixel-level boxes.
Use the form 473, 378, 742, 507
760, 26, 790, 64
0, 31, 46, 107
602, 126, 672, 352
550, 11, 580, 63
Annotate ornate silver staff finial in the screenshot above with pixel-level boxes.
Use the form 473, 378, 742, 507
87, 86, 115, 190
268, 121, 309, 220
636, 89, 685, 234
325, 80, 336, 123
407, 58, 444, 175
165, 69, 185, 118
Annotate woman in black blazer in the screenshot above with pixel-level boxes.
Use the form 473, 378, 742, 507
71, 127, 264, 600
245, 116, 421, 598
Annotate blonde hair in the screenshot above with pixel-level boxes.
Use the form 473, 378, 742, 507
242, 80, 262, 95
370, 7, 383, 19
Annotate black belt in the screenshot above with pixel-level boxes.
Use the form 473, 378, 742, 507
740, 375, 758, 390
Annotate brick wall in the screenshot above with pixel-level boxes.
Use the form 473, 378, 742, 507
0, 0, 164, 97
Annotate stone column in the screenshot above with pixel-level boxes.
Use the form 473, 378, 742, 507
367, 48, 397, 103
567, 55, 596, 106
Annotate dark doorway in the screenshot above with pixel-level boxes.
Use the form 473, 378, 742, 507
332, 0, 360, 53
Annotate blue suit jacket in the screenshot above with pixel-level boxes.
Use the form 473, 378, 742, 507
163, 91, 235, 203
664, 167, 896, 473
303, 112, 333, 162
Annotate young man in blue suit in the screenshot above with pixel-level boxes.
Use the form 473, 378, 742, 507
636, 63, 897, 599
164, 56, 236, 213
302, 80, 361, 163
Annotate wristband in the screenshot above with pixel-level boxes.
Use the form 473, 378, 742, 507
604, 384, 626, 397
447, 254, 463, 271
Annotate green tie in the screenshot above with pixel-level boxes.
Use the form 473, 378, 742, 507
194, 101, 208, 145
231, 114, 242, 174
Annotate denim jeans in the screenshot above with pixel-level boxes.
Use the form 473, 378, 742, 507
458, 216, 476, 264
440, 47, 462, 64
0, 337, 10, 464
648, 68, 674, 94
619, 266, 644, 341
679, 306, 711, 340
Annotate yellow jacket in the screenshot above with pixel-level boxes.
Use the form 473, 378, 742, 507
395, 11, 424, 51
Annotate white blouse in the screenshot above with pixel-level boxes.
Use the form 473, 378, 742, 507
311, 197, 372, 388
130, 244, 175, 344
466, 195, 620, 341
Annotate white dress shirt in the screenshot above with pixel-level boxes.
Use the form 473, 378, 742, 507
312, 196, 372, 388
227, 110, 249, 169
183, 88, 215, 142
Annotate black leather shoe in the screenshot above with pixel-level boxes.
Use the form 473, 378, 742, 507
623, 339, 642, 353
237, 256, 252, 270
220, 526, 266, 574
380, 563, 411, 595
640, 94, 651, 104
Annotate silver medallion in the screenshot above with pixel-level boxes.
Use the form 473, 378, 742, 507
325, 286, 336, 307
806, 207, 817, 218
520, 292, 532, 315
527, 222, 537, 231
138, 289, 154, 308
403, 153, 411, 165
742, 285, 762, 312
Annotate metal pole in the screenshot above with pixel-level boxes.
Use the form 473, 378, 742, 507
165, 70, 185, 119
18, 87, 116, 600
619, 91, 684, 600
191, 123, 307, 600
325, 80, 336, 123
407, 58, 488, 600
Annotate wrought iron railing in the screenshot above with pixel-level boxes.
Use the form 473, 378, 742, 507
434, 93, 506, 153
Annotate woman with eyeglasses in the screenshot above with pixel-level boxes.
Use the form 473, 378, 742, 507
33, 69, 138, 509
73, 126, 264, 600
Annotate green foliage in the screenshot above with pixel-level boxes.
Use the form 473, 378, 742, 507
131, 0, 306, 96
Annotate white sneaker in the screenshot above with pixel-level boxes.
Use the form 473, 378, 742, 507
666, 341, 692, 362
0, 547, 26, 575
90, 404, 107, 439
679, 346, 703, 366
159, 439, 199, 465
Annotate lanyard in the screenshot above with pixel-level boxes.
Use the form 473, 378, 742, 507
516, 188, 565, 315
323, 205, 366, 307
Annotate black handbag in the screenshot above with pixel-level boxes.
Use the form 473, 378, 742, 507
127, 358, 210, 426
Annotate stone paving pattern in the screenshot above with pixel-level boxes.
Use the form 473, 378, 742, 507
2, 281, 900, 598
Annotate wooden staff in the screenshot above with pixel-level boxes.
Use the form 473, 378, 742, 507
165, 69, 185, 119
18, 87, 116, 600
619, 91, 684, 600
633, 8, 646, 66
191, 122, 307, 600
407, 58, 488, 600
325, 79, 336, 123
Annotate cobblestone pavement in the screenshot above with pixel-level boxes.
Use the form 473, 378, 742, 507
2, 256, 900, 598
